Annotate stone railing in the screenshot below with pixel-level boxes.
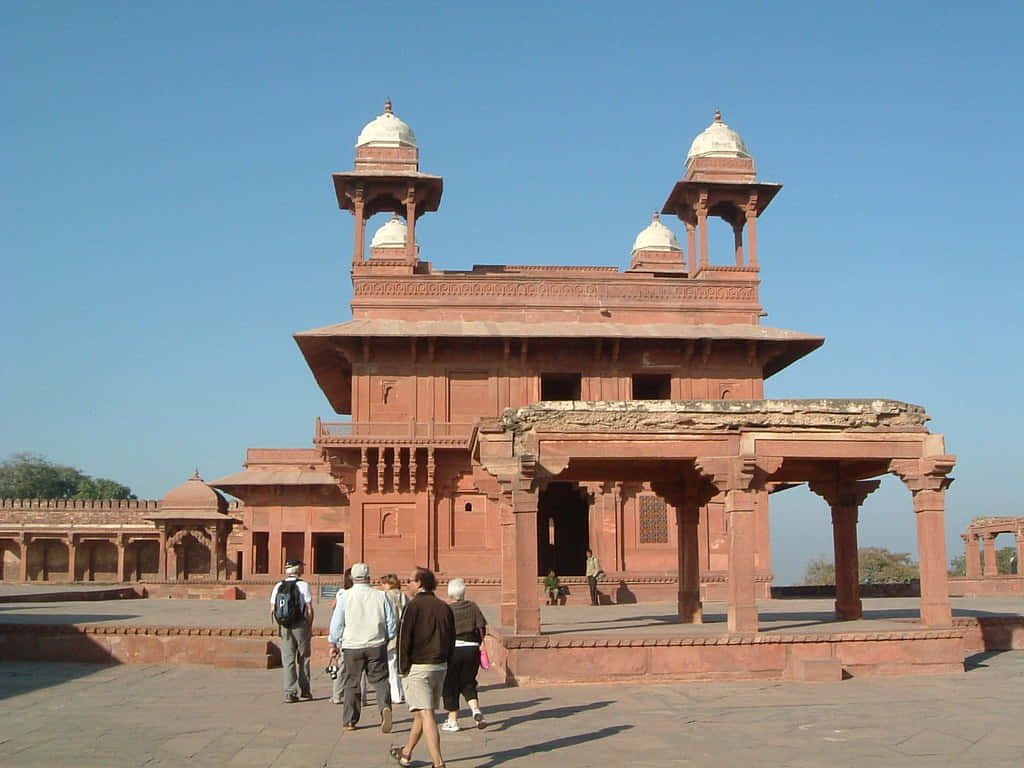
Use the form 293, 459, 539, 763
316, 420, 474, 444
0, 498, 243, 526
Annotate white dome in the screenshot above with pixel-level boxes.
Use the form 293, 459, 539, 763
370, 216, 409, 249
685, 110, 751, 166
356, 100, 418, 148
631, 213, 682, 255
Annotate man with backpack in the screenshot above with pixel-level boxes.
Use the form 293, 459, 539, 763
270, 558, 314, 703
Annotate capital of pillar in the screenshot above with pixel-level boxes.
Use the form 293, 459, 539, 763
890, 456, 956, 501
695, 455, 782, 501
890, 457, 955, 626
808, 478, 880, 514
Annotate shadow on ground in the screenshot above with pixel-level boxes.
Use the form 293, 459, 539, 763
458, 724, 634, 768
0, 661, 116, 701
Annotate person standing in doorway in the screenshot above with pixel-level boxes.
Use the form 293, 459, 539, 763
390, 567, 455, 768
270, 558, 313, 703
585, 549, 604, 606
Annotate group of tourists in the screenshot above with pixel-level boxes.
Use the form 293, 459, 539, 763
269, 558, 488, 768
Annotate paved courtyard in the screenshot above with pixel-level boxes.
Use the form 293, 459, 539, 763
1, 651, 1023, 768
3, 589, 1024, 635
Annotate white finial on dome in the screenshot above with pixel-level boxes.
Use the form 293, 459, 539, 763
686, 109, 751, 166
631, 212, 683, 255
356, 100, 418, 148
370, 215, 410, 249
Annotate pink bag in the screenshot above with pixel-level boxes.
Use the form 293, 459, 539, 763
479, 646, 491, 670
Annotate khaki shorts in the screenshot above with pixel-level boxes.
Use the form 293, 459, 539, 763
403, 663, 447, 711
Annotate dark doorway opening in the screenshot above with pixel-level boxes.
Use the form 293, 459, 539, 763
537, 481, 589, 576
313, 534, 344, 574
252, 532, 269, 574
632, 373, 671, 400
541, 373, 582, 401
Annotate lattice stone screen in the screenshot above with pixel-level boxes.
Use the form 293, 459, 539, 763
639, 495, 669, 544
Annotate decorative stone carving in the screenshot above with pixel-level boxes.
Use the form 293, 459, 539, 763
504, 399, 929, 435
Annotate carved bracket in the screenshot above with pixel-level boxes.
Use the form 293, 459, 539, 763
695, 456, 782, 494
808, 478, 881, 509
890, 456, 956, 493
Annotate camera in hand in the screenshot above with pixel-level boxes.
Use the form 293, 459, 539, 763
326, 662, 339, 680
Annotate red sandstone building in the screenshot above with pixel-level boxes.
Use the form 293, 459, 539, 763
1, 104, 958, 637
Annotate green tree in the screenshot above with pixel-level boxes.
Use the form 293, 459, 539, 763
74, 476, 135, 501
802, 556, 836, 585
0, 452, 135, 500
802, 546, 920, 585
949, 553, 967, 577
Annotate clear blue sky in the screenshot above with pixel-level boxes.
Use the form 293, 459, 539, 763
2, 1, 1021, 584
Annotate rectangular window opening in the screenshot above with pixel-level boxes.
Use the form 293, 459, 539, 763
632, 373, 672, 400
541, 373, 582, 401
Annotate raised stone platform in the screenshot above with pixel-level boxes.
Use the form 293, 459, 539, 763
2, 589, 1023, 681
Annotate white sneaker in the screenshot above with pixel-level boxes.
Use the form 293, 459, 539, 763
440, 720, 460, 733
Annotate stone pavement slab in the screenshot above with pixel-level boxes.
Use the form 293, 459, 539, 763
2, 651, 1024, 767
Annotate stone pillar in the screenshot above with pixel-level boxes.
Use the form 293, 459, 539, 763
1016, 531, 1024, 576
964, 534, 981, 579
19, 535, 30, 582
677, 483, 703, 624
983, 533, 999, 576
498, 501, 516, 628
116, 536, 126, 582
732, 222, 744, 266
209, 526, 218, 580
68, 534, 78, 582
352, 192, 366, 263
685, 222, 696, 275
614, 482, 625, 571
158, 529, 167, 581
745, 202, 759, 268
405, 186, 417, 263
892, 457, 955, 627
696, 456, 780, 633
512, 488, 540, 635
809, 478, 880, 621
725, 489, 757, 632
697, 203, 709, 270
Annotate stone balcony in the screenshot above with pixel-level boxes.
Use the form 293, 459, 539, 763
314, 418, 474, 448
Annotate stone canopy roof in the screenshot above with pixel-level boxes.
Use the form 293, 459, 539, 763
295, 321, 825, 415
500, 398, 931, 434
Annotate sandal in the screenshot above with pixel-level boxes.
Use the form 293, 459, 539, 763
389, 746, 412, 767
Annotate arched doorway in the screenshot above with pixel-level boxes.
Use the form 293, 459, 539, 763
126, 540, 159, 580
176, 534, 212, 580
537, 481, 589, 576
75, 540, 119, 581
27, 539, 69, 581
0, 540, 20, 580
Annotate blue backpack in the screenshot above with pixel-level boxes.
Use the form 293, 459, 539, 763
274, 579, 305, 627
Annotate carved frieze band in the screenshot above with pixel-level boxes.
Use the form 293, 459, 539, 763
353, 279, 757, 304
